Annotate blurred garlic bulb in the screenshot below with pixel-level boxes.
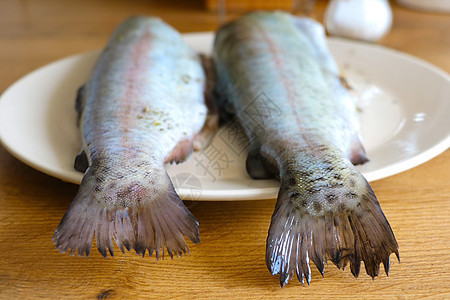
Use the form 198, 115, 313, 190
324, 0, 393, 42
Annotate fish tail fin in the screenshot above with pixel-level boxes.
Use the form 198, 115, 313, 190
53, 168, 200, 259
266, 155, 398, 287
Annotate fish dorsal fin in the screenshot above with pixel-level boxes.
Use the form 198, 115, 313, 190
291, 16, 340, 76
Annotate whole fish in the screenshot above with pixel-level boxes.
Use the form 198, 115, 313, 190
213, 12, 399, 286
54, 16, 217, 259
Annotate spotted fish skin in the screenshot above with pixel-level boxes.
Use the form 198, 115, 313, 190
54, 17, 214, 259
213, 12, 398, 286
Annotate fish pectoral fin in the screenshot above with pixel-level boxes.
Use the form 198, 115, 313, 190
192, 55, 220, 151
349, 137, 369, 165
53, 169, 200, 259
74, 150, 89, 173
75, 84, 87, 127
165, 139, 194, 164
266, 177, 398, 287
200, 54, 216, 113
193, 113, 219, 151
246, 150, 276, 180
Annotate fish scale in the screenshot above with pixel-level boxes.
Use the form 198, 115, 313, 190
213, 11, 398, 286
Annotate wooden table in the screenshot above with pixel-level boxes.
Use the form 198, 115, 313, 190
1, 0, 449, 298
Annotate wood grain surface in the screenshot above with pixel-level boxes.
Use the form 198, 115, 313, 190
1, 0, 449, 298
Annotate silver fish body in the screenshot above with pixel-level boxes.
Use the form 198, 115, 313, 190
54, 17, 213, 258
213, 12, 398, 286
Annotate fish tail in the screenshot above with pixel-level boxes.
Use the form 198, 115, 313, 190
53, 167, 200, 259
265, 149, 398, 287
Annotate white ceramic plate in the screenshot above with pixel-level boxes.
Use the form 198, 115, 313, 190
396, 0, 450, 13
1, 33, 449, 200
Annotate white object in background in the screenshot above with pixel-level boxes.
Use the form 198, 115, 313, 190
325, 0, 393, 42
397, 0, 450, 13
